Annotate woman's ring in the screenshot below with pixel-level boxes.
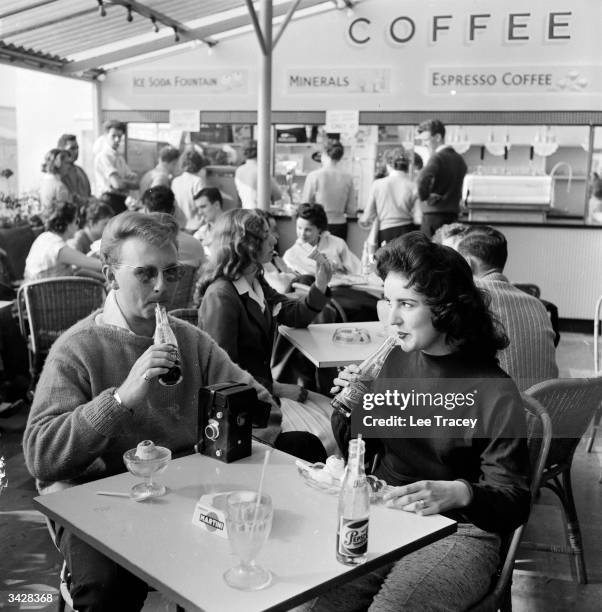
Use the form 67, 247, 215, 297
143, 372, 151, 382
415, 499, 425, 511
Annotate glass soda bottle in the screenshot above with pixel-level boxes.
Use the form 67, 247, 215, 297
331, 335, 398, 417
360, 241, 375, 277
153, 304, 182, 387
336, 435, 370, 565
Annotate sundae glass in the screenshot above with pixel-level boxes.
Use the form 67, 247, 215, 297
123, 440, 171, 500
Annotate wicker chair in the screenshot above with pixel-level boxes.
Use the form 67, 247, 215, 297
166, 264, 198, 310
467, 394, 551, 612
17, 277, 106, 392
169, 308, 199, 326
521, 377, 602, 584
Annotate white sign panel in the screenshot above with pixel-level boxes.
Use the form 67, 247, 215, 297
131, 70, 248, 95
428, 65, 601, 94
325, 110, 359, 136
286, 68, 390, 94
169, 110, 199, 132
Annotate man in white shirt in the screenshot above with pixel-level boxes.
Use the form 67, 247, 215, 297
192, 187, 224, 258
171, 149, 208, 232
234, 141, 282, 209
93, 120, 139, 215
141, 186, 205, 268
302, 141, 355, 240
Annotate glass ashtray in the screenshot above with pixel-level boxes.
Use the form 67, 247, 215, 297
332, 327, 371, 345
296, 462, 393, 503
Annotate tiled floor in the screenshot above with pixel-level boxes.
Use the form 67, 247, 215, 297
1, 332, 601, 611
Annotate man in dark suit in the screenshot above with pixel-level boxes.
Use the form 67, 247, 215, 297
416, 119, 467, 237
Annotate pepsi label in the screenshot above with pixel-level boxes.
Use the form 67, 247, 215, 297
338, 517, 369, 556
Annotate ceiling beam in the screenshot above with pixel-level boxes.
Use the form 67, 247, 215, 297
63, 0, 333, 74
108, 0, 216, 46
0, 49, 95, 81
62, 1, 330, 74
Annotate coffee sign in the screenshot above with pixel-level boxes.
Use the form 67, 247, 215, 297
347, 10, 573, 46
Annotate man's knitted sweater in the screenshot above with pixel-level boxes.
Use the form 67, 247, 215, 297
23, 312, 280, 491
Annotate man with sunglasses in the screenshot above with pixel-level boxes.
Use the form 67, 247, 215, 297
23, 211, 325, 611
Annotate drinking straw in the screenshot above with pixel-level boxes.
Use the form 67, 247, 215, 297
251, 449, 272, 532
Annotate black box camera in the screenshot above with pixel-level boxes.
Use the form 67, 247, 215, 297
197, 382, 270, 463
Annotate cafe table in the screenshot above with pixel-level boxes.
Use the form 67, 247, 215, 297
34, 443, 456, 612
278, 321, 389, 368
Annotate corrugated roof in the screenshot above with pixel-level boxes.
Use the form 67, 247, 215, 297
0, 0, 351, 80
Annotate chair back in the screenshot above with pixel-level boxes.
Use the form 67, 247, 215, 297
0, 225, 37, 281
17, 277, 106, 356
169, 308, 199, 327
468, 394, 551, 611
525, 377, 602, 469
167, 264, 198, 310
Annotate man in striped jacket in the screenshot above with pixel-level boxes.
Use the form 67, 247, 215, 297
455, 226, 558, 391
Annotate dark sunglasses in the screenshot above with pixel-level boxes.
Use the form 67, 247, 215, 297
116, 263, 186, 284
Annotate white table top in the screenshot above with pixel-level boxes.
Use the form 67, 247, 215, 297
35, 444, 456, 612
278, 321, 390, 368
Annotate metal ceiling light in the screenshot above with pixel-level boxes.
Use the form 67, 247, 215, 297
126, 5, 133, 22
173, 26, 180, 42
151, 16, 159, 33
97, 0, 106, 17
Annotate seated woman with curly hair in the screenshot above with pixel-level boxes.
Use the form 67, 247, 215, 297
197, 208, 338, 457
24, 200, 103, 281
306, 231, 531, 612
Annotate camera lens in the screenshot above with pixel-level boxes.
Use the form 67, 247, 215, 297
205, 419, 220, 441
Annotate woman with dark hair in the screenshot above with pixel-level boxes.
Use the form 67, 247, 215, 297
39, 148, 73, 209
309, 231, 531, 612
283, 203, 378, 322
198, 208, 337, 456
283, 203, 360, 276
24, 201, 103, 280
302, 140, 355, 239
